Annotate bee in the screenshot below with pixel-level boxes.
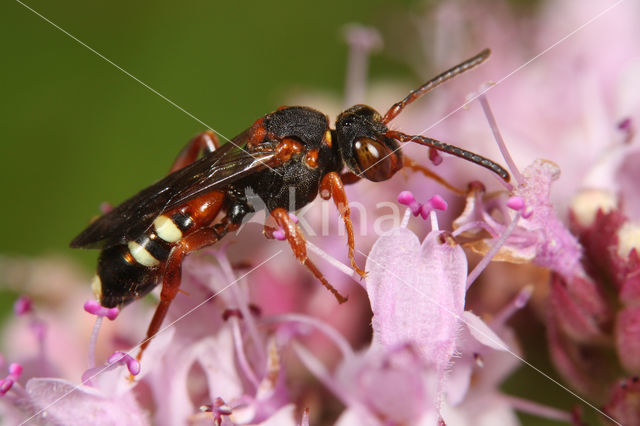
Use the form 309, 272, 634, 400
71, 49, 508, 360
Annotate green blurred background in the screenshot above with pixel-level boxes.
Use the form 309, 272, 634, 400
2, 0, 417, 264
2, 1, 577, 424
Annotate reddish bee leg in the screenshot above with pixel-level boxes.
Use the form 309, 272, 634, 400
169, 130, 221, 173
319, 172, 366, 278
136, 220, 236, 361
265, 208, 348, 304
402, 156, 465, 195
338, 171, 362, 185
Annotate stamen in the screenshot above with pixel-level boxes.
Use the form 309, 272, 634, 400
99, 202, 113, 214
506, 196, 525, 211
452, 221, 499, 238
0, 379, 13, 395
214, 249, 267, 368
491, 285, 534, 328
12, 296, 46, 357
429, 148, 443, 165
400, 208, 411, 228
477, 91, 521, 189
506, 196, 533, 219
272, 228, 286, 241
200, 397, 232, 426
13, 296, 32, 316
618, 117, 631, 131
267, 211, 301, 239
107, 351, 140, 376
87, 316, 103, 371
222, 308, 244, 321
0, 362, 23, 396
300, 407, 310, 426
84, 300, 119, 320
229, 317, 260, 389
466, 212, 522, 289
500, 394, 573, 422
8, 364, 22, 378
398, 191, 422, 216
293, 342, 362, 410
421, 194, 448, 219
474, 353, 484, 368
398, 191, 447, 222
618, 117, 634, 143
261, 313, 355, 360
30, 321, 46, 341
430, 210, 439, 232
306, 240, 360, 283
342, 24, 382, 106
513, 285, 534, 309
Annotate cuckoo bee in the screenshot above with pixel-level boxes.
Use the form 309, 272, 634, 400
71, 49, 509, 360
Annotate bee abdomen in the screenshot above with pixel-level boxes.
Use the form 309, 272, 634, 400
95, 245, 161, 308
94, 213, 193, 307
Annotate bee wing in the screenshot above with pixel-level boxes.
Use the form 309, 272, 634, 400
70, 139, 277, 249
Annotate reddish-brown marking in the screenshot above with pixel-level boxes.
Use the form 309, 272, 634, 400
304, 149, 319, 168
319, 172, 366, 278
171, 191, 226, 229
247, 117, 267, 148
132, 193, 228, 363
274, 138, 304, 163
170, 131, 220, 173
339, 171, 361, 185
136, 220, 238, 361
123, 251, 135, 264
265, 208, 347, 303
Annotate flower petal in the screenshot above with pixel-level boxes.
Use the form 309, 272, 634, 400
24, 378, 147, 426
461, 311, 508, 351
365, 227, 467, 371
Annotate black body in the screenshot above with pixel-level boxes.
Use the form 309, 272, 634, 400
246, 107, 337, 211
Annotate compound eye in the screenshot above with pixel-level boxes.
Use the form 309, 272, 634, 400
353, 137, 402, 182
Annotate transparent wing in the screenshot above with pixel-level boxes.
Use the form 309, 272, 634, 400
71, 138, 276, 249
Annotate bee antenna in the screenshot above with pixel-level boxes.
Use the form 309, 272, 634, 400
382, 49, 491, 124
387, 130, 510, 181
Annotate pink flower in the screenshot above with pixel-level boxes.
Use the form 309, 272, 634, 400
333, 344, 440, 425
293, 202, 567, 424
361, 200, 532, 420
452, 99, 584, 282
365, 212, 467, 366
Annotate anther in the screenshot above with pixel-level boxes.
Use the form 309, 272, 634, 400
107, 352, 140, 376
84, 300, 120, 321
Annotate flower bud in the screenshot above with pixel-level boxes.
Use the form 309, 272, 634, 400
615, 307, 640, 374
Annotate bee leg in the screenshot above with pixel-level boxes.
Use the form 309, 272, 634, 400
136, 219, 236, 361
169, 130, 221, 173
265, 208, 348, 304
402, 156, 465, 195
338, 171, 361, 185
319, 172, 366, 278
